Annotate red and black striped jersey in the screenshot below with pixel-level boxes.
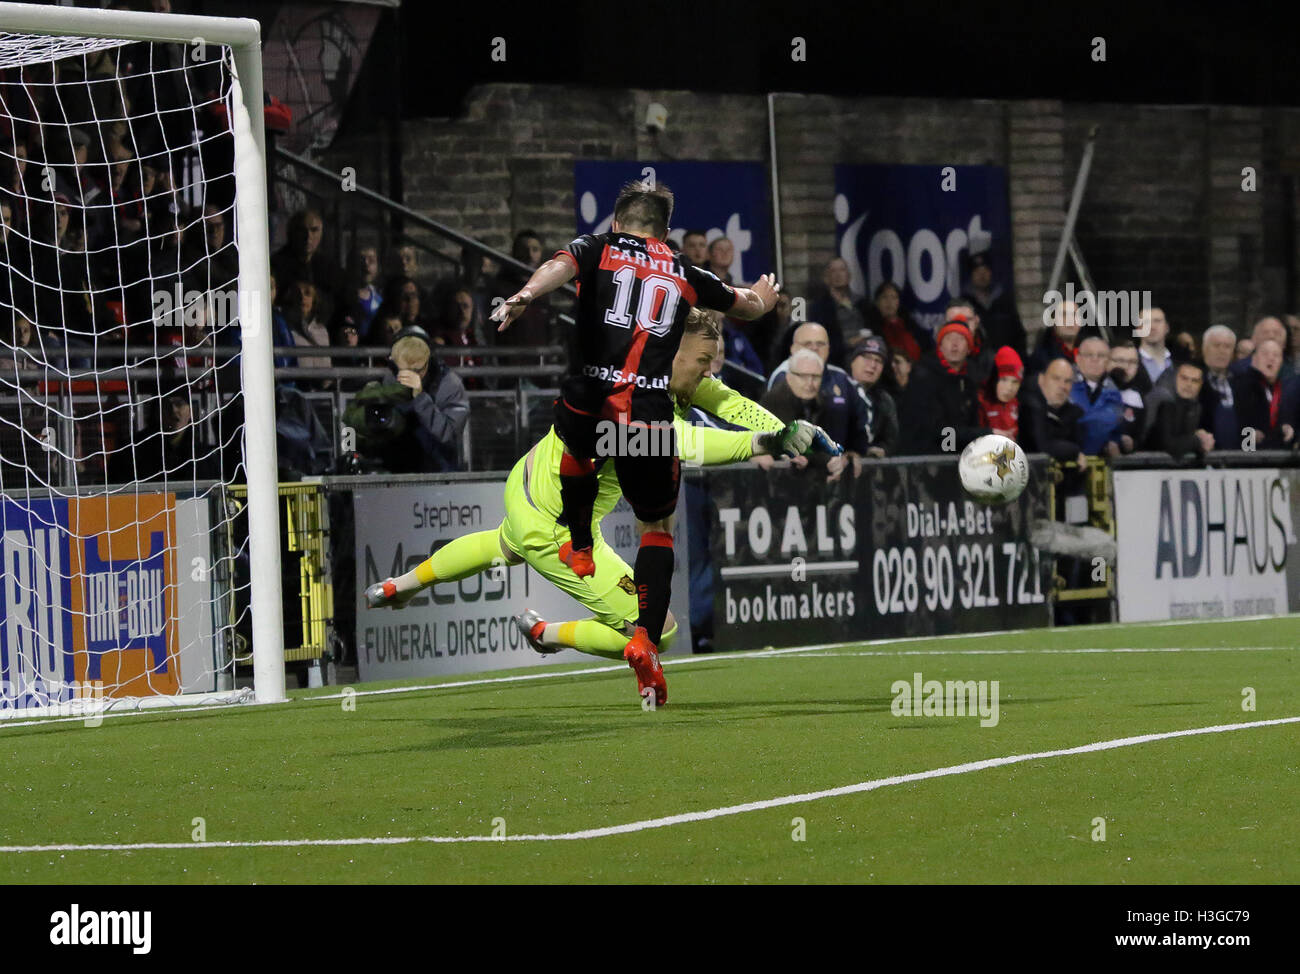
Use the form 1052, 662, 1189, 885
555, 231, 737, 423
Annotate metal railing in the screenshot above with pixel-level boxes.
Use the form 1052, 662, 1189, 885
1, 342, 568, 479
270, 145, 577, 327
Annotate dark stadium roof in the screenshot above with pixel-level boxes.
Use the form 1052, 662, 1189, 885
396, 0, 1300, 118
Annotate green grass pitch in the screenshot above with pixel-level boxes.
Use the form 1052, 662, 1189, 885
1, 616, 1297, 884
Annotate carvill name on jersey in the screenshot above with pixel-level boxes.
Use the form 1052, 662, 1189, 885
608, 238, 685, 276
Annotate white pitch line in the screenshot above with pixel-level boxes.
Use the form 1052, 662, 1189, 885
2, 714, 1296, 854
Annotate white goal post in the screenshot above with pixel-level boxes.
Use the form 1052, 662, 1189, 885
0, 2, 284, 716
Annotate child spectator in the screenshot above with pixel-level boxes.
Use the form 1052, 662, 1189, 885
979, 346, 1023, 441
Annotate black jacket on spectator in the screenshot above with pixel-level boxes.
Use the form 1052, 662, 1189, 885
1230, 367, 1295, 449
1199, 368, 1238, 450
109, 423, 219, 484
965, 332, 996, 391
271, 247, 342, 305
896, 353, 989, 455
1144, 390, 1206, 457
1025, 331, 1076, 378
761, 378, 871, 461
964, 287, 1027, 361
1019, 382, 1085, 461
807, 291, 862, 368
860, 383, 900, 455
1110, 369, 1147, 444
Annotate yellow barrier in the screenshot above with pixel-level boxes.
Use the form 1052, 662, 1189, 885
1048, 456, 1115, 604
226, 482, 333, 663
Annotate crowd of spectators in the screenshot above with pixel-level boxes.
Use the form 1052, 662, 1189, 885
0, 33, 247, 485
4, 25, 1299, 487
689, 244, 1300, 480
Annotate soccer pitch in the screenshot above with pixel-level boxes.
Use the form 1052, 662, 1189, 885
1, 617, 1296, 884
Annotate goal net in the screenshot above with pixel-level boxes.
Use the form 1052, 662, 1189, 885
0, 5, 283, 719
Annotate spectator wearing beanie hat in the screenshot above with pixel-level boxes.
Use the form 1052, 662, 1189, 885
849, 335, 900, 456
897, 318, 991, 454
944, 302, 994, 390
979, 346, 1024, 440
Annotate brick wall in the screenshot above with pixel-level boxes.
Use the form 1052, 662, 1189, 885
388, 83, 1300, 338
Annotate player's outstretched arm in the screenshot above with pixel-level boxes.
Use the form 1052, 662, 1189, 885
675, 417, 841, 466
683, 376, 841, 457
490, 255, 578, 332
688, 374, 784, 433
727, 272, 781, 321
675, 417, 759, 466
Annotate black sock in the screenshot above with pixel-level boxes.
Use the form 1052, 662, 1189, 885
633, 531, 674, 645
559, 452, 599, 551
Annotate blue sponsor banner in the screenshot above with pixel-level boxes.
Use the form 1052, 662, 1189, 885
1, 495, 179, 709
834, 164, 1014, 336
574, 160, 772, 283
0, 498, 76, 707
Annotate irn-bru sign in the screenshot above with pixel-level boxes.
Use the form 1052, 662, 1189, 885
0, 495, 181, 710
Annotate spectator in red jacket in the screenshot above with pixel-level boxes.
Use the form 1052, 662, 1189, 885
979, 346, 1023, 440
861, 281, 933, 363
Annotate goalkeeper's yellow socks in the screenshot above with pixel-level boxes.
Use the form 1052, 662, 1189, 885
536, 618, 678, 660
392, 529, 502, 594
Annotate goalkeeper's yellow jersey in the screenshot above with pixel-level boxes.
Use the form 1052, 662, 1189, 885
519, 375, 784, 523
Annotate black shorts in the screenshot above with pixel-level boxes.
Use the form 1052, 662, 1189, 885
554, 398, 681, 522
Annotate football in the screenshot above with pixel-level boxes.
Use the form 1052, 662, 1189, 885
958, 434, 1029, 506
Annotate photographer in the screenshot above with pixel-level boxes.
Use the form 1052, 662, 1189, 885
343, 326, 469, 473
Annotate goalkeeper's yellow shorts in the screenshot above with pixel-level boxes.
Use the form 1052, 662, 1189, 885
499, 453, 638, 630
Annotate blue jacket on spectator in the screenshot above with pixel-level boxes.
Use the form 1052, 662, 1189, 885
723, 321, 766, 379
1070, 375, 1125, 454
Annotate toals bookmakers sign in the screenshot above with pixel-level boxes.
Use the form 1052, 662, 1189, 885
699, 457, 1053, 651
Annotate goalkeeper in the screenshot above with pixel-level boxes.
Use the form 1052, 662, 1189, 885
365, 309, 841, 704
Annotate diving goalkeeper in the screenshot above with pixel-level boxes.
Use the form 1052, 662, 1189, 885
365, 310, 841, 704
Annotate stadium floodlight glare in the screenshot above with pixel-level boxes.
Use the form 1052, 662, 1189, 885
0, 2, 284, 718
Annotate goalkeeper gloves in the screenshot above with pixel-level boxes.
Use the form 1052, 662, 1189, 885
755, 420, 843, 458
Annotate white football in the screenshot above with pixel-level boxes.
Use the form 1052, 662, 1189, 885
959, 434, 1029, 506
